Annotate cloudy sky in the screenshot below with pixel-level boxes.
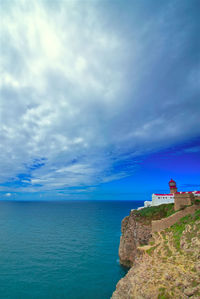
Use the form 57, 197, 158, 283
0, 0, 200, 199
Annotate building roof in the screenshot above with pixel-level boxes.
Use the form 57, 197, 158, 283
154, 194, 174, 196
169, 178, 175, 183
176, 191, 200, 194
153, 191, 200, 196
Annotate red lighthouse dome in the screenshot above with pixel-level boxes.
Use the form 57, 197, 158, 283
168, 179, 177, 193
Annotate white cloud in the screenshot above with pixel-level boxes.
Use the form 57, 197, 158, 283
0, 0, 199, 192
5, 193, 11, 197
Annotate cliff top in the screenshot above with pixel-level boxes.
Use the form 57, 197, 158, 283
133, 203, 176, 224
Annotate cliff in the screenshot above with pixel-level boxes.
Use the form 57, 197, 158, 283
112, 207, 200, 299
119, 211, 151, 267
119, 204, 175, 267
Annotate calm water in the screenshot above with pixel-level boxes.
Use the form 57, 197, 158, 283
0, 200, 142, 299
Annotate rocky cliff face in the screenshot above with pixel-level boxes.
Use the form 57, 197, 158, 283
119, 211, 152, 267
119, 204, 176, 268
112, 209, 200, 299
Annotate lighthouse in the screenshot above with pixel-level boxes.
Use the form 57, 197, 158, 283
169, 178, 177, 194
144, 179, 200, 209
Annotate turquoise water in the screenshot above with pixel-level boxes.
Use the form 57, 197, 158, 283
0, 200, 142, 299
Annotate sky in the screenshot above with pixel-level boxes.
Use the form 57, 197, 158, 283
0, 0, 200, 200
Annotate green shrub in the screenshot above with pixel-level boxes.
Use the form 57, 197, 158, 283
167, 209, 200, 251
146, 244, 159, 256
134, 203, 176, 223
158, 287, 170, 299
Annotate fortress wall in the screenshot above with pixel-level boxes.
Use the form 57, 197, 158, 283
174, 193, 194, 211
152, 205, 199, 232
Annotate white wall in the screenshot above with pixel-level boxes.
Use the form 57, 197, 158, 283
152, 194, 174, 206
194, 193, 200, 197
144, 201, 152, 207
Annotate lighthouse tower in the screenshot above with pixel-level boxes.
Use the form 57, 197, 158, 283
169, 179, 177, 194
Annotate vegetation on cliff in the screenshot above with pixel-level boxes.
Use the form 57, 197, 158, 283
134, 203, 176, 223
113, 207, 200, 299
166, 209, 200, 252
118, 204, 178, 268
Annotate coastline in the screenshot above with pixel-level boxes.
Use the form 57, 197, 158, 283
112, 204, 200, 298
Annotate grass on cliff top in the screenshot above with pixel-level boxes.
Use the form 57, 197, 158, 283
158, 287, 170, 299
134, 203, 176, 222
146, 243, 159, 256
166, 209, 200, 252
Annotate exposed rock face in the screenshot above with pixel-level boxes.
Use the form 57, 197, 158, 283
119, 211, 152, 267
112, 210, 200, 299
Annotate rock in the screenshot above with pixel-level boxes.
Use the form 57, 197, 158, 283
195, 262, 200, 272
164, 273, 171, 280
184, 287, 195, 297
112, 206, 200, 299
119, 211, 152, 267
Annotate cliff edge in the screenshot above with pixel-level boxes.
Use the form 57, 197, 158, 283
119, 211, 151, 267
113, 206, 200, 299
119, 204, 175, 267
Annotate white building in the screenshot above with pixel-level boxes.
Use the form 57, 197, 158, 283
150, 191, 200, 207
144, 201, 152, 207
137, 180, 200, 210
194, 191, 200, 197
151, 193, 174, 206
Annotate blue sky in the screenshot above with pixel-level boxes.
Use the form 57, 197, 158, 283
0, 0, 199, 200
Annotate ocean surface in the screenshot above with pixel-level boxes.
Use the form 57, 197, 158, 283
0, 200, 143, 299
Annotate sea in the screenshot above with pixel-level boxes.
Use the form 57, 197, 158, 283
0, 200, 143, 299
